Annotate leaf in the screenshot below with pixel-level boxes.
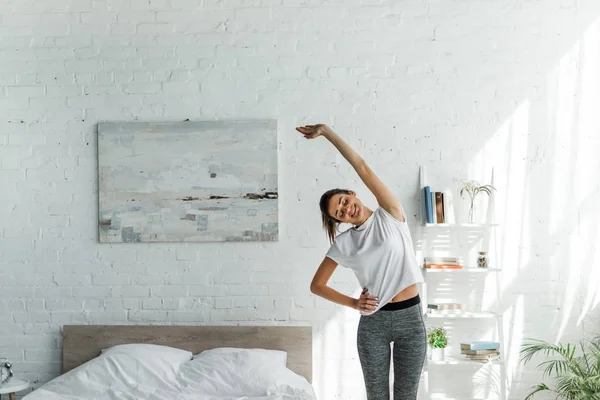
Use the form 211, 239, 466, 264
520, 335, 600, 399
524, 383, 551, 400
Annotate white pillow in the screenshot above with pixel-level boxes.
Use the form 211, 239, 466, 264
180, 347, 289, 397
101, 343, 193, 364
192, 347, 287, 367
29, 344, 193, 398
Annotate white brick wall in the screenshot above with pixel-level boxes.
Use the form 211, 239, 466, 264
1, 0, 600, 398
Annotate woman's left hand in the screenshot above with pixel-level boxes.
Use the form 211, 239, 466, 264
295, 124, 334, 140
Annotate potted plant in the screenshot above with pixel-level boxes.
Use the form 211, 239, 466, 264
519, 334, 600, 399
459, 180, 496, 223
428, 327, 448, 361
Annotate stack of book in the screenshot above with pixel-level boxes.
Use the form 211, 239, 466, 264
423, 186, 455, 224
423, 256, 464, 269
427, 303, 467, 314
460, 341, 501, 363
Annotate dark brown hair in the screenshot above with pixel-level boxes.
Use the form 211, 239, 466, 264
319, 189, 352, 243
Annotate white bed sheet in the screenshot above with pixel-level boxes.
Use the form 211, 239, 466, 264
24, 349, 316, 400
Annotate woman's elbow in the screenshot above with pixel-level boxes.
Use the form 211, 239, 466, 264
310, 282, 323, 295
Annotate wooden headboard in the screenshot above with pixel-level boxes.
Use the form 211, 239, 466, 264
62, 325, 312, 382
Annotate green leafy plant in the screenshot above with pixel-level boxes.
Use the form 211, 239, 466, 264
459, 180, 496, 222
427, 327, 448, 349
519, 334, 600, 400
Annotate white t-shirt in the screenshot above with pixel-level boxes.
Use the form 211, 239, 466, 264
325, 206, 424, 316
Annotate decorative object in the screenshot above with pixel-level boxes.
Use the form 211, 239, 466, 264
0, 378, 30, 400
459, 180, 496, 223
477, 251, 488, 268
519, 334, 600, 399
98, 120, 278, 243
427, 327, 448, 361
0, 358, 12, 386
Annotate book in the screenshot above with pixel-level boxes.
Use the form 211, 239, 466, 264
428, 303, 467, 310
460, 341, 500, 351
424, 256, 464, 264
431, 192, 437, 223
464, 351, 500, 357
427, 309, 466, 315
461, 349, 500, 355
435, 192, 444, 223
424, 186, 433, 224
442, 190, 456, 224
465, 354, 500, 360
424, 264, 463, 269
469, 355, 500, 363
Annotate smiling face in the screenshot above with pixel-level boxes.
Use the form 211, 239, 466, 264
327, 191, 367, 225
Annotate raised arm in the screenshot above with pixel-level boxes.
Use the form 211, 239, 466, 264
296, 124, 405, 222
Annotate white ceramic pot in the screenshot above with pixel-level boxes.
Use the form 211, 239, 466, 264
431, 347, 445, 361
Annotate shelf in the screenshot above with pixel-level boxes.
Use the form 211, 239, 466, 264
426, 311, 498, 319
426, 357, 504, 366
423, 223, 499, 228
424, 393, 504, 400
422, 267, 501, 273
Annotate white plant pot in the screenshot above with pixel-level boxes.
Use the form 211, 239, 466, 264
431, 347, 445, 361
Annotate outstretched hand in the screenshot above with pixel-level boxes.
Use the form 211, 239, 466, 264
295, 124, 334, 140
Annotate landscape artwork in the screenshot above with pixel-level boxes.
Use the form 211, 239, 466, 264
98, 120, 278, 243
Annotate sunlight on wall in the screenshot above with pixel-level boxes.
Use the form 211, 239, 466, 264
548, 16, 600, 342
315, 300, 363, 400
575, 17, 600, 325
474, 100, 531, 292
505, 294, 525, 394
470, 14, 600, 398
580, 229, 600, 323
311, 16, 600, 396
548, 20, 582, 343
473, 104, 530, 397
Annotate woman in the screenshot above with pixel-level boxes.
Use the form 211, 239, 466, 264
297, 124, 426, 400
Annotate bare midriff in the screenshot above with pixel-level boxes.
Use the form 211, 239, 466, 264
388, 284, 419, 303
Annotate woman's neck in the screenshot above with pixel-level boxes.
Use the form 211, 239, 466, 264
354, 208, 373, 228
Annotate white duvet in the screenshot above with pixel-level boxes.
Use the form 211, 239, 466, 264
24, 345, 316, 400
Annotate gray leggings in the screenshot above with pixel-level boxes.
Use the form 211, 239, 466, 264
357, 298, 427, 400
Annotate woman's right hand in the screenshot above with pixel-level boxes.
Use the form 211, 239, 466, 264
355, 288, 379, 313
295, 124, 334, 140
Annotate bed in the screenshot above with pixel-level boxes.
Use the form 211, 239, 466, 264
24, 325, 315, 400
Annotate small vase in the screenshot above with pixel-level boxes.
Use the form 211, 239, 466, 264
477, 251, 488, 268
431, 348, 445, 361
468, 200, 475, 223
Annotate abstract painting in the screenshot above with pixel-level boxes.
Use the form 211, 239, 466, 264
98, 120, 278, 243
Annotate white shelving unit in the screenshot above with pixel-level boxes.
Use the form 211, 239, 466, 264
426, 311, 499, 319
428, 358, 505, 366
418, 165, 507, 400
423, 267, 502, 273
423, 223, 499, 228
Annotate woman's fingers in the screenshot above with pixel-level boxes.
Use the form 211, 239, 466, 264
359, 298, 379, 311
357, 289, 379, 311
295, 127, 317, 140
295, 125, 323, 139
